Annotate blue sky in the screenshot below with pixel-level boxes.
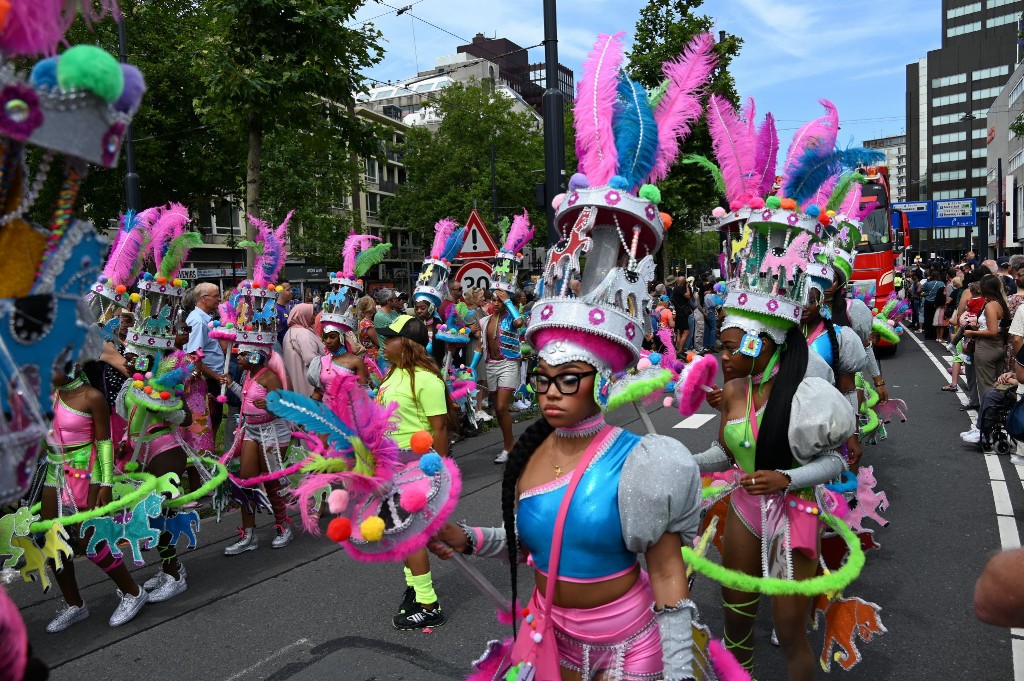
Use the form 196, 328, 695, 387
354, 0, 941, 153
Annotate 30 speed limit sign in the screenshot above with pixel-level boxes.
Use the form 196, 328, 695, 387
455, 260, 493, 292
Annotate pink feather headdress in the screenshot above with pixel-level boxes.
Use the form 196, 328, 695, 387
779, 99, 839, 194
502, 211, 534, 255
341, 233, 381, 279
0, 0, 120, 57
707, 94, 755, 207
429, 218, 458, 260
648, 32, 716, 184
148, 203, 189, 272
247, 210, 292, 287
574, 32, 625, 187
101, 210, 152, 288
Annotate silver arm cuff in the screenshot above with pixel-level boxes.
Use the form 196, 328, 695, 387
843, 389, 859, 413
228, 381, 243, 400
164, 409, 187, 426
655, 598, 697, 680
782, 452, 845, 490
465, 525, 508, 558
691, 441, 732, 473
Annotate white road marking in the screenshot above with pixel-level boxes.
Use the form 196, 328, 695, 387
908, 330, 1023, 674
224, 638, 312, 681
673, 413, 716, 429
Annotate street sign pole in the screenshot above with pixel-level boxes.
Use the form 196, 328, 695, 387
542, 0, 564, 246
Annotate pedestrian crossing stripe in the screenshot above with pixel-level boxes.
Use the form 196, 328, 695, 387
673, 413, 716, 429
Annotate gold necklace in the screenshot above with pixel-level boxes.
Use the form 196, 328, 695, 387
549, 449, 584, 478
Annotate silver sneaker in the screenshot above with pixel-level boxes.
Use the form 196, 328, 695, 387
109, 587, 148, 627
224, 527, 258, 556
494, 450, 508, 464
143, 562, 187, 591
271, 524, 293, 549
148, 571, 187, 603
46, 603, 89, 633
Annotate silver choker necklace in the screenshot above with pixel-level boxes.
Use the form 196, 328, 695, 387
555, 413, 606, 439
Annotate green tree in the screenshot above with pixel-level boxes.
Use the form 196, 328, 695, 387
629, 0, 743, 276
378, 82, 547, 245
195, 0, 384, 263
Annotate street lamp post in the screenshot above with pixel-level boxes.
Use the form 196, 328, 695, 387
542, 0, 564, 246
116, 16, 141, 212
961, 111, 977, 257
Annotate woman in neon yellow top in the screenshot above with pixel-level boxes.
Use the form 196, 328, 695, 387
377, 314, 455, 630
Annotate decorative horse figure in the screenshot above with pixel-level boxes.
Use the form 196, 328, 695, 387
845, 465, 889, 532
150, 510, 200, 549
0, 507, 36, 568
760, 231, 812, 285
81, 493, 163, 565
813, 594, 887, 672
544, 206, 595, 288
11, 536, 51, 591
144, 306, 172, 335
41, 522, 74, 572
252, 299, 276, 326
731, 224, 752, 260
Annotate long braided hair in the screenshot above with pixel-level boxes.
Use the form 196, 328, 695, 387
754, 325, 809, 470
501, 417, 554, 635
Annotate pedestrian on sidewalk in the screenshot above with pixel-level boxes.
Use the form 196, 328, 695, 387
922, 269, 945, 340
964, 274, 1010, 403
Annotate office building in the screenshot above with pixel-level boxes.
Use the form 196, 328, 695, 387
458, 34, 574, 113
864, 134, 908, 203
985, 58, 1024, 252
905, 0, 1022, 256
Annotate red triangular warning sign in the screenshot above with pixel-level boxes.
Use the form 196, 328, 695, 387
456, 209, 499, 260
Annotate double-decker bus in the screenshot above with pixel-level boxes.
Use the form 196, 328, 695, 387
848, 166, 898, 307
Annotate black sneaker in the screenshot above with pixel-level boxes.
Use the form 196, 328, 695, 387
393, 603, 446, 630
398, 586, 416, 615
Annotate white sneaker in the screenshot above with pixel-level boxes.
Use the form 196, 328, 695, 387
109, 587, 148, 627
143, 563, 188, 591
224, 527, 258, 556
271, 524, 293, 549
1011, 454, 1024, 466
46, 603, 89, 633
494, 450, 508, 464
476, 410, 494, 422
962, 430, 981, 444
960, 428, 980, 438
148, 570, 187, 603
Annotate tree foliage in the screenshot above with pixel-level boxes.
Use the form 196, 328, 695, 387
378, 83, 549, 245
629, 0, 743, 273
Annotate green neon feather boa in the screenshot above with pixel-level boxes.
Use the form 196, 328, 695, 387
29, 472, 174, 533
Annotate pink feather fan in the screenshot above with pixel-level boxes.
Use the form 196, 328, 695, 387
753, 111, 780, 198
649, 32, 717, 184
676, 353, 718, 417
341, 233, 380, 279
430, 217, 458, 259
147, 203, 189, 270
503, 211, 534, 254
101, 211, 151, 288
779, 99, 839, 193
839, 177, 864, 218
575, 32, 625, 186
801, 173, 839, 213
708, 639, 753, 681
707, 94, 755, 206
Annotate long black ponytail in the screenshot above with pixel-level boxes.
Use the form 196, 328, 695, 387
501, 417, 554, 635
754, 325, 809, 471
830, 286, 851, 328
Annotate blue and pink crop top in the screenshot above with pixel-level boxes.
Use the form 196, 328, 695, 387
516, 428, 640, 581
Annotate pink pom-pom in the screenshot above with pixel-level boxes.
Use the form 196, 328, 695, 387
216, 394, 228, 403
749, 197, 766, 209
552, 193, 566, 209
399, 483, 429, 513
328, 489, 350, 514
663, 396, 674, 408
145, 372, 153, 379
729, 200, 742, 211
712, 207, 727, 218
636, 357, 652, 371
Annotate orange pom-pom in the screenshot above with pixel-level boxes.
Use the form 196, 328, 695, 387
819, 214, 831, 226
660, 212, 673, 230
143, 386, 153, 395
686, 352, 696, 363
115, 284, 127, 294
779, 198, 797, 210
410, 430, 433, 455
156, 276, 167, 285
327, 517, 352, 542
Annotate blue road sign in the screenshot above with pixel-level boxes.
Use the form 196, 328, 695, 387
932, 198, 977, 228
892, 201, 932, 229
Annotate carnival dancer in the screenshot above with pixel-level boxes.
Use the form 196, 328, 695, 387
40, 361, 148, 632
481, 211, 534, 464
412, 217, 467, 370
222, 213, 296, 554
691, 100, 862, 676
375, 314, 456, 629
117, 203, 203, 603
309, 323, 368, 398
429, 31, 717, 681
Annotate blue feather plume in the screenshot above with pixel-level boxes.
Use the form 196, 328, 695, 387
440, 227, 466, 262
782, 145, 884, 206
610, 73, 659, 191
155, 366, 190, 390
267, 389, 354, 450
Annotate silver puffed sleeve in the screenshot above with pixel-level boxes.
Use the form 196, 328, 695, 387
847, 298, 875, 341
691, 440, 732, 473
619, 435, 702, 553
805, 350, 836, 385
837, 325, 868, 375
786, 377, 857, 466
306, 358, 323, 391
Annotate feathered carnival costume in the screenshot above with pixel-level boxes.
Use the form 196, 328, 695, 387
321, 233, 391, 333
458, 31, 734, 681
688, 96, 889, 674
0, 0, 147, 508
413, 217, 465, 313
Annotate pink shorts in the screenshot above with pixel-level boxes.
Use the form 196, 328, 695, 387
524, 570, 663, 680
730, 485, 821, 561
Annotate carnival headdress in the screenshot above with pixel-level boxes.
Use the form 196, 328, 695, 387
413, 218, 464, 310
88, 207, 156, 321
267, 371, 460, 562
234, 211, 291, 353
491, 211, 534, 293
123, 204, 199, 366
816, 170, 877, 285
530, 31, 716, 375
321, 233, 390, 333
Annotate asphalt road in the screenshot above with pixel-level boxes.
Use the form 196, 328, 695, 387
7, 333, 1019, 680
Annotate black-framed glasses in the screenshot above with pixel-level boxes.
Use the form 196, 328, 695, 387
528, 371, 598, 395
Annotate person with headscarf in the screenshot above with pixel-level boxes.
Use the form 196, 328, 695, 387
282, 303, 324, 398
